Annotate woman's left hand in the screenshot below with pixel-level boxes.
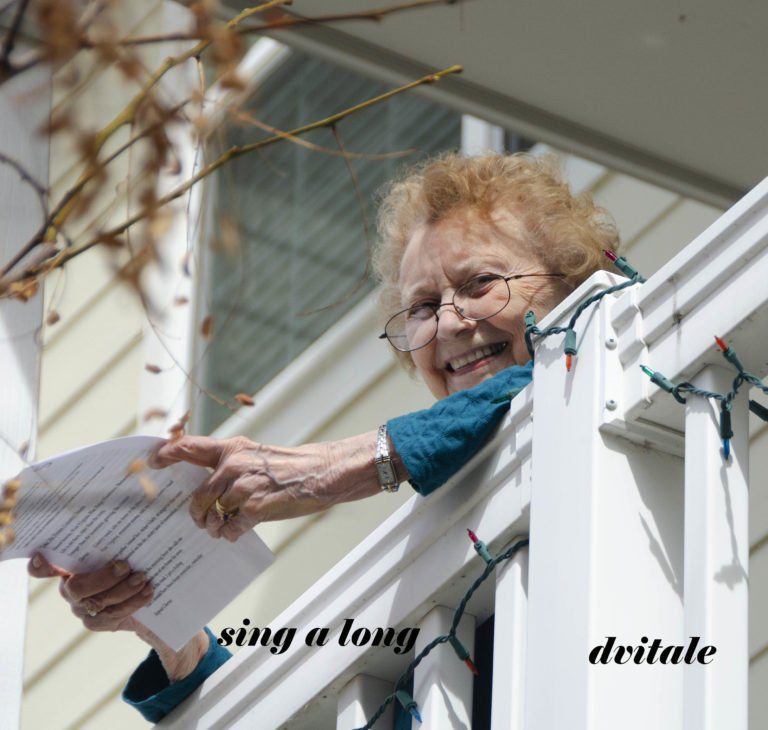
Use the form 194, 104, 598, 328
151, 434, 380, 541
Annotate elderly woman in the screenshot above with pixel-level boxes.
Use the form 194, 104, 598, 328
29, 151, 618, 720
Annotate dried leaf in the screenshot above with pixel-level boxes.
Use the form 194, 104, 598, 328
138, 474, 158, 502
168, 410, 190, 441
127, 459, 147, 476
143, 408, 168, 421
145, 364, 162, 374
3, 479, 21, 496
46, 310, 61, 326
215, 217, 240, 256
201, 316, 214, 340
234, 393, 255, 407
0, 528, 15, 549
8, 278, 39, 302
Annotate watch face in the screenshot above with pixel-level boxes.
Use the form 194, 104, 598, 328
376, 461, 397, 486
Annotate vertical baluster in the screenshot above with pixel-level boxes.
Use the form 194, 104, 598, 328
337, 674, 394, 730
683, 365, 749, 730
490, 538, 528, 730
412, 606, 475, 729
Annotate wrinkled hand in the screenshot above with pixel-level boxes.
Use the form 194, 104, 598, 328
27, 553, 152, 634
28, 553, 210, 681
151, 434, 376, 541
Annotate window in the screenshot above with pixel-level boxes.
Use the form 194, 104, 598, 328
198, 49, 462, 433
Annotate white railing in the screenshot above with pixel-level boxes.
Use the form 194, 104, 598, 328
160, 176, 768, 730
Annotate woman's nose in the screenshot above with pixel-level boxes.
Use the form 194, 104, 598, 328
435, 305, 477, 340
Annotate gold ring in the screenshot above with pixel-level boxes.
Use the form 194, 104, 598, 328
214, 498, 239, 522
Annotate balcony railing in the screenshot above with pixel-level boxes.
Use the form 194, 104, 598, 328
159, 175, 768, 730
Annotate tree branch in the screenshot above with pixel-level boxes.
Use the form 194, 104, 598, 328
0, 0, 30, 74
81, 0, 460, 47
20, 64, 462, 280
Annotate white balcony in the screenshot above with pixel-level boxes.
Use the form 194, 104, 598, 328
159, 176, 768, 730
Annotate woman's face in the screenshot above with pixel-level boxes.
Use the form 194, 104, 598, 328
398, 208, 569, 399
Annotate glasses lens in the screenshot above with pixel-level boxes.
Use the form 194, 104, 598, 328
385, 305, 437, 352
454, 274, 510, 320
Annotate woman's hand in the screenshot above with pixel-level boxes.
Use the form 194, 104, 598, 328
27, 553, 153, 633
151, 433, 390, 541
28, 553, 209, 681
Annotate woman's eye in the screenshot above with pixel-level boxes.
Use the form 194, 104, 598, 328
460, 275, 499, 298
406, 304, 436, 320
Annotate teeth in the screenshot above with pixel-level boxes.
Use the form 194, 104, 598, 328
449, 343, 506, 371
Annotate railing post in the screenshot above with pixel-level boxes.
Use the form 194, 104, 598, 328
412, 606, 475, 729
337, 674, 394, 730
526, 288, 685, 729
683, 365, 749, 730
490, 539, 528, 730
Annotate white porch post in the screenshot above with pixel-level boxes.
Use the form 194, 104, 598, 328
336, 674, 394, 730
0, 68, 51, 729
490, 539, 528, 730
412, 606, 475, 729
526, 282, 685, 729
683, 365, 749, 730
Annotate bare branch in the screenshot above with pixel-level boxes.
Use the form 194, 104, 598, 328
0, 100, 188, 278
81, 0, 460, 47
296, 123, 374, 316
0, 0, 31, 74
229, 108, 416, 161
32, 64, 462, 275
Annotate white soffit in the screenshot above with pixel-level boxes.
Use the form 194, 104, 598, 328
236, 0, 766, 207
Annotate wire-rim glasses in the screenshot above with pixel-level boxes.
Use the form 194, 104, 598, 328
379, 272, 566, 353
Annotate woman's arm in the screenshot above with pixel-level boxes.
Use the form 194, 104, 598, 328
150, 430, 410, 542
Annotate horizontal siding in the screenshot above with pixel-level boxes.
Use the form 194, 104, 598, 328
592, 172, 680, 245
38, 282, 144, 435
623, 197, 723, 275
22, 630, 147, 730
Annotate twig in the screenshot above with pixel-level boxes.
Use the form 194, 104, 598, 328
81, 0, 459, 47
0, 0, 30, 73
40, 0, 292, 243
296, 124, 374, 316
0, 100, 188, 278
229, 108, 416, 161
35, 65, 462, 273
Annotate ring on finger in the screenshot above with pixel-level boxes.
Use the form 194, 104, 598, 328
214, 498, 239, 522
81, 598, 100, 618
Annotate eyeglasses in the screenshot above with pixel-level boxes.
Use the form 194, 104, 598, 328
379, 272, 565, 352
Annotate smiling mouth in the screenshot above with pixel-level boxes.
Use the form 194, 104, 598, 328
445, 342, 508, 373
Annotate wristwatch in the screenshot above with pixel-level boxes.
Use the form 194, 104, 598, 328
375, 424, 400, 492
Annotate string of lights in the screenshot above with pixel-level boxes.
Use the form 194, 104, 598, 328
355, 535, 529, 729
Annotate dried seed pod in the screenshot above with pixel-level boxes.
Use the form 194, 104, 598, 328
143, 408, 168, 421
139, 474, 158, 502
200, 316, 214, 340
127, 459, 147, 476
145, 364, 162, 374
46, 310, 61, 326
3, 479, 21, 496
235, 393, 255, 407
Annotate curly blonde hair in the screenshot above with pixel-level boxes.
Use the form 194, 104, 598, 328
373, 151, 620, 371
